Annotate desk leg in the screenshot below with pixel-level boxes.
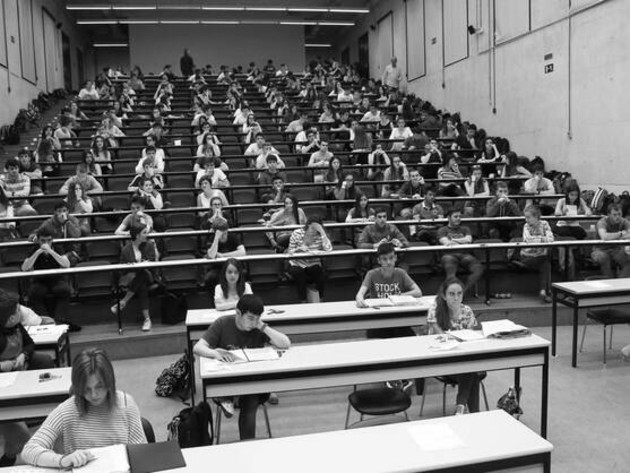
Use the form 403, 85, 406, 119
484, 248, 491, 304
187, 329, 196, 405
572, 305, 579, 368
551, 289, 557, 357
514, 368, 521, 403
541, 349, 549, 439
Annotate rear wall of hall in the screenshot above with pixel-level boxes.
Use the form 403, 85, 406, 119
129, 24, 305, 75
334, 0, 630, 192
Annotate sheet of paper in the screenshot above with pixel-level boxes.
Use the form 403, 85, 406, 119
0, 371, 18, 388
481, 319, 529, 338
364, 298, 393, 308
387, 295, 420, 306
200, 358, 232, 373
407, 423, 467, 451
2, 466, 51, 473
243, 347, 280, 362
585, 281, 612, 289
73, 444, 129, 473
448, 329, 485, 342
428, 339, 460, 351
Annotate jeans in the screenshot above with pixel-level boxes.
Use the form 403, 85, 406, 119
28, 278, 71, 319
237, 393, 270, 440
521, 254, 551, 291
288, 264, 325, 301
440, 253, 484, 292
591, 247, 630, 278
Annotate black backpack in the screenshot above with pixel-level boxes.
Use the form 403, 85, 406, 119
160, 291, 188, 325
155, 351, 191, 401
167, 401, 214, 448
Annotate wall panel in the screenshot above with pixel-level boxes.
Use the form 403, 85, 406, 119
443, 0, 468, 66
406, 0, 426, 80
18, 0, 36, 83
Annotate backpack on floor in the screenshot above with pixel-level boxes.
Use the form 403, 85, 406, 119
155, 351, 191, 401
497, 386, 523, 419
167, 401, 214, 448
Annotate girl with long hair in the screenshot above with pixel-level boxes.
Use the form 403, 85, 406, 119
214, 258, 253, 311
428, 278, 483, 415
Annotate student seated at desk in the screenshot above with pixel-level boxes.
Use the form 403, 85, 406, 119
355, 242, 422, 338
0, 292, 56, 466
21, 348, 146, 469
193, 295, 291, 440
520, 205, 554, 303
214, 259, 253, 311
427, 277, 484, 415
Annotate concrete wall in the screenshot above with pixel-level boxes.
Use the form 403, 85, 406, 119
0, 0, 89, 126
129, 24, 305, 75
334, 0, 629, 191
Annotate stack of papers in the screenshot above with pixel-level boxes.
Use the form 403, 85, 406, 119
481, 320, 531, 339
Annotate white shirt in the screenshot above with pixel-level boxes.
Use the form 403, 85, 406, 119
382, 64, 403, 89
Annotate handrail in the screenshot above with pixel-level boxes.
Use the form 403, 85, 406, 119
3, 239, 623, 281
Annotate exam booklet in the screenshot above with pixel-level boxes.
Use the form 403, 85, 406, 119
229, 347, 280, 362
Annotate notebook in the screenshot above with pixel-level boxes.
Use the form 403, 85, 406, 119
229, 346, 280, 363
127, 441, 186, 473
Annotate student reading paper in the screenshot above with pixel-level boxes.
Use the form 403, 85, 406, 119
21, 348, 146, 468
193, 294, 291, 440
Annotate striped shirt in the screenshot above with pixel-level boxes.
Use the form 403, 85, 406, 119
22, 391, 146, 466
287, 228, 332, 268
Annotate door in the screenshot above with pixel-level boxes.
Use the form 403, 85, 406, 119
76, 47, 85, 88
62, 32, 71, 91
357, 33, 369, 78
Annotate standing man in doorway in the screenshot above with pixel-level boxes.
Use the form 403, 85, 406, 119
382, 57, 403, 90
180, 49, 194, 77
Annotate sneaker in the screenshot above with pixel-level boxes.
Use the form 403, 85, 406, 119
141, 318, 152, 332
268, 392, 279, 405
218, 399, 234, 418
540, 290, 552, 304
386, 380, 403, 390
455, 404, 466, 416
400, 379, 414, 394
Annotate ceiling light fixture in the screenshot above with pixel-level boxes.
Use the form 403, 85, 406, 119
201, 6, 245, 10
288, 8, 328, 13
66, 4, 369, 13
318, 21, 355, 26
201, 20, 240, 24
280, 21, 317, 25
111, 5, 156, 10
305, 43, 332, 47
77, 19, 117, 24
118, 20, 159, 24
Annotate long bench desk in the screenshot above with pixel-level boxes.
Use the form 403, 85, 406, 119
0, 367, 71, 422
551, 277, 630, 367
161, 410, 552, 473
200, 334, 550, 438
27, 325, 71, 367
187, 297, 433, 403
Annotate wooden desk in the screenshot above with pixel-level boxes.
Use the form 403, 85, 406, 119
27, 325, 71, 367
200, 334, 550, 438
0, 368, 71, 422
187, 297, 432, 404
552, 278, 630, 367
162, 410, 552, 473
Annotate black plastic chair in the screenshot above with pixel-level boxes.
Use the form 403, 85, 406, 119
579, 307, 630, 364
345, 386, 411, 429
141, 417, 156, 443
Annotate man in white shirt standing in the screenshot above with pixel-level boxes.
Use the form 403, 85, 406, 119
382, 57, 403, 90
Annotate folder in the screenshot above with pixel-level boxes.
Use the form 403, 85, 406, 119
127, 441, 186, 473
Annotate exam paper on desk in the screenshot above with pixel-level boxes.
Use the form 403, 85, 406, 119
0, 371, 18, 388
407, 423, 467, 451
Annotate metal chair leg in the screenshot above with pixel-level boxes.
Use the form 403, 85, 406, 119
579, 317, 590, 352
481, 380, 489, 411
419, 388, 427, 417
442, 383, 447, 416
344, 400, 352, 429
215, 406, 222, 444
603, 325, 607, 365
262, 404, 272, 438
610, 325, 614, 349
